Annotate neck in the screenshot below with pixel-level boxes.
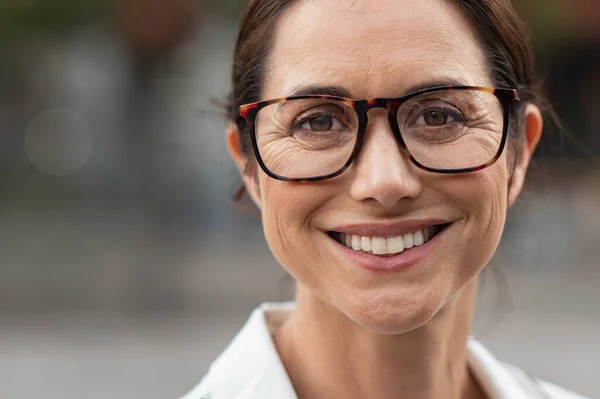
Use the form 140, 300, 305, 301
274, 278, 485, 399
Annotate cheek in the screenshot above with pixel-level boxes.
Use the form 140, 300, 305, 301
258, 175, 331, 283
444, 162, 509, 278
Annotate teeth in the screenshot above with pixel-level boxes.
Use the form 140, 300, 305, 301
361, 237, 372, 252
387, 236, 404, 254
403, 233, 414, 249
352, 235, 362, 251
413, 230, 424, 246
338, 226, 441, 256
371, 237, 387, 255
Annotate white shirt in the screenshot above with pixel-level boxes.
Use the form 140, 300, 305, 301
181, 302, 589, 399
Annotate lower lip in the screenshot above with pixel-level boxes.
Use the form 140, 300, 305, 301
329, 226, 448, 273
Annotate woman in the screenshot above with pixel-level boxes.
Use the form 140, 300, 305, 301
183, 0, 589, 398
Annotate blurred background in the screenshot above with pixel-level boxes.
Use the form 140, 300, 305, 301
0, 1, 598, 398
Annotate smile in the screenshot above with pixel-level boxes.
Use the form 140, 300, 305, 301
328, 224, 449, 257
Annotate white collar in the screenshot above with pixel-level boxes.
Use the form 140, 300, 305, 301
209, 303, 297, 399
203, 302, 552, 399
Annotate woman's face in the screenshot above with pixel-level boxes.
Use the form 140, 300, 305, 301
240, 0, 530, 334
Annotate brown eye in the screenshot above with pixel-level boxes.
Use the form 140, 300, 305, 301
299, 114, 344, 132
305, 116, 334, 131
423, 110, 450, 126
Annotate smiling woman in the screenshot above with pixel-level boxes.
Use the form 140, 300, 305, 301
181, 1, 588, 399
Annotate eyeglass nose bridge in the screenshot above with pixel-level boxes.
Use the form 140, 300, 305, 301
354, 98, 416, 163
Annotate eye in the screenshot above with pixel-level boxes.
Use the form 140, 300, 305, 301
299, 113, 345, 132
415, 108, 463, 127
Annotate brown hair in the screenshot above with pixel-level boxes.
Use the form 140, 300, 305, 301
228, 0, 551, 202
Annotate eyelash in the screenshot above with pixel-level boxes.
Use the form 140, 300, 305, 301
407, 104, 467, 126
291, 112, 347, 132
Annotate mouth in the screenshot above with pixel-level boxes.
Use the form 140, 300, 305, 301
327, 223, 450, 257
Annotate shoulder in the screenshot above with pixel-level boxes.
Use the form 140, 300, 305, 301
179, 302, 297, 399
468, 338, 590, 399
503, 364, 591, 399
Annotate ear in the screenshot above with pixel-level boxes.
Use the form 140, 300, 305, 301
508, 104, 543, 206
226, 122, 262, 208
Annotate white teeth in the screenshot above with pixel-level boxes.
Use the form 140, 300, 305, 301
361, 237, 372, 252
337, 225, 442, 256
387, 236, 404, 254
371, 237, 387, 255
413, 230, 424, 246
352, 235, 362, 251
403, 233, 414, 249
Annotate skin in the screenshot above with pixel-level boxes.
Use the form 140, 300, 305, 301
227, 0, 543, 398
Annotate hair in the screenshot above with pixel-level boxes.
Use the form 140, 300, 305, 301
227, 0, 552, 202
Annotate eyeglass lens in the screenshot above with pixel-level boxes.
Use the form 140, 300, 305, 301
254, 90, 504, 179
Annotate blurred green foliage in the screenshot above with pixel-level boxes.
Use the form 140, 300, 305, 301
0, 0, 244, 40
513, 0, 575, 45
0, 0, 117, 39
203, 0, 244, 16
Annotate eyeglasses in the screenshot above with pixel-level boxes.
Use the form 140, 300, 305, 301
239, 86, 519, 182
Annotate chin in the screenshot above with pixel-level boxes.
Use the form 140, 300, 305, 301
338, 288, 446, 335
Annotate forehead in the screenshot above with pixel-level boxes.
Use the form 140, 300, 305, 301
264, 0, 489, 99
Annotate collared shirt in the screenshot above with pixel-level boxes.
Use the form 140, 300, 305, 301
181, 302, 589, 399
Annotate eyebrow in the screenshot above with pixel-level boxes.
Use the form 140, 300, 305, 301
284, 85, 352, 98
283, 78, 470, 99
404, 78, 470, 95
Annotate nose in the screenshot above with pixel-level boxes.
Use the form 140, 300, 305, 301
349, 110, 423, 207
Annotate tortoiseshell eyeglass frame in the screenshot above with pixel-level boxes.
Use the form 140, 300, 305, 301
239, 86, 520, 182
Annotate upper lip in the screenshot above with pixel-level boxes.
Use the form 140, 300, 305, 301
329, 219, 451, 238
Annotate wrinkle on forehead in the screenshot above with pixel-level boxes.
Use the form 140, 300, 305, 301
264, 0, 489, 99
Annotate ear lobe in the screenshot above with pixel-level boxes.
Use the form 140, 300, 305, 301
508, 104, 543, 206
226, 122, 262, 208
226, 122, 246, 172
